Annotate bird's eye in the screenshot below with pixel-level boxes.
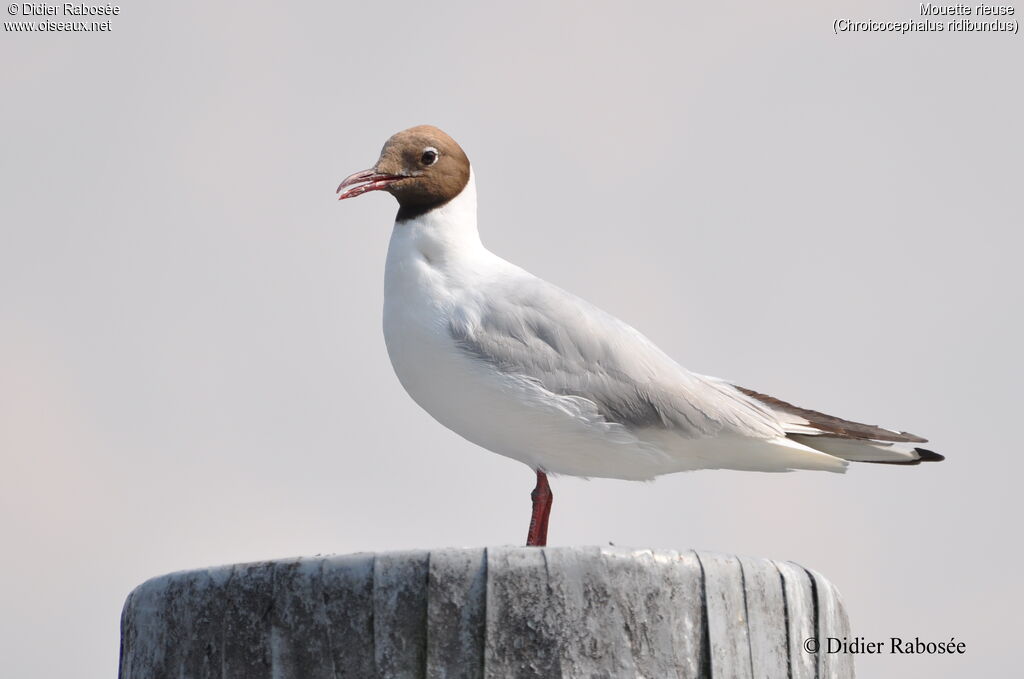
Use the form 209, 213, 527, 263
421, 148, 439, 166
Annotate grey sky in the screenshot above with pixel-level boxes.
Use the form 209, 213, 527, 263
1, 2, 1020, 677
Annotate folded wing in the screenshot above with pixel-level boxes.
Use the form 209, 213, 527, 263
449, 272, 784, 440
734, 386, 943, 465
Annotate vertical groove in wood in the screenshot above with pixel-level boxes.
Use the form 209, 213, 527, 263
601, 547, 705, 679
542, 546, 615, 676
221, 563, 273, 679
698, 551, 754, 679
267, 559, 337, 679
321, 553, 376, 678
775, 561, 817, 679
483, 546, 562, 677
425, 547, 487, 679
372, 550, 429, 679
807, 568, 855, 679
737, 556, 789, 679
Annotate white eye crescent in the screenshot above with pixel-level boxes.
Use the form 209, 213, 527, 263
421, 147, 439, 166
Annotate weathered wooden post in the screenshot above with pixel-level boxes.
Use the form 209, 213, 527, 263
119, 546, 853, 678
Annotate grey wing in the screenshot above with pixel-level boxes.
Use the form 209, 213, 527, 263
448, 273, 784, 440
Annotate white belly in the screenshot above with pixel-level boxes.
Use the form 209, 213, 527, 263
382, 241, 672, 480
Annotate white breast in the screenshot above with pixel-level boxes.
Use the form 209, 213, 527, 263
380, 178, 673, 479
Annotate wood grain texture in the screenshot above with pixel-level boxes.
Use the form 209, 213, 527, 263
738, 556, 788, 679
775, 561, 817, 679
426, 548, 487, 679
809, 566, 855, 679
373, 551, 429, 678
699, 552, 753, 679
119, 547, 854, 678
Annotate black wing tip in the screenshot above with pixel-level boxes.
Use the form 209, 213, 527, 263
914, 447, 945, 463
861, 447, 945, 466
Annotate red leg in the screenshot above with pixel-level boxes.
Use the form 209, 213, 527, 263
526, 470, 553, 547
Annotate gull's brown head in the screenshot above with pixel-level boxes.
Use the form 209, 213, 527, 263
336, 125, 471, 220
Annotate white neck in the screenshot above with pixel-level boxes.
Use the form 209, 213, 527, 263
388, 168, 485, 268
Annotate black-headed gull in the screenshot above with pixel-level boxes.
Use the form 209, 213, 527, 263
337, 125, 943, 546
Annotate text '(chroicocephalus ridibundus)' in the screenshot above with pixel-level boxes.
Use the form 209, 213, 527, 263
337, 125, 943, 546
